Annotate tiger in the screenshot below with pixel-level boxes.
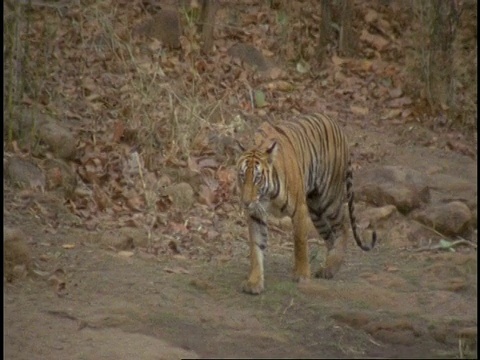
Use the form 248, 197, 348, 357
236, 113, 376, 294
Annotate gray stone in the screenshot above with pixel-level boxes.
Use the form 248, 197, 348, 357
134, 10, 181, 49
355, 166, 430, 214
6, 157, 46, 190
411, 201, 473, 237
227, 43, 269, 71
37, 120, 77, 160
163, 182, 195, 211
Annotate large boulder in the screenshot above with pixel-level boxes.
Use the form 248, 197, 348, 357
355, 166, 430, 214
411, 201, 473, 237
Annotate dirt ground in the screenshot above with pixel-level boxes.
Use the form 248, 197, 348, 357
4, 118, 477, 359
3, 1, 477, 359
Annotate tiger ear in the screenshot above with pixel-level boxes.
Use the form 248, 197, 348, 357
266, 141, 278, 163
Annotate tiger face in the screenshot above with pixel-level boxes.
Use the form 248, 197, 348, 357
236, 142, 277, 217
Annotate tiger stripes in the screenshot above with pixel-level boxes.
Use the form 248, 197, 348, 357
236, 113, 376, 294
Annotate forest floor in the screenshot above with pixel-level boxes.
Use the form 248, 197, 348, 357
4, 0, 477, 359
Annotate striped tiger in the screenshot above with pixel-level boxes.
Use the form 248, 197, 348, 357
236, 113, 376, 294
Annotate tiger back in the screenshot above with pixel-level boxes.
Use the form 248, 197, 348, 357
236, 113, 376, 295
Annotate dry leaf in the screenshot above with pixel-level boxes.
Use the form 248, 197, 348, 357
360, 29, 389, 51
112, 121, 125, 143
170, 222, 189, 235
157, 195, 173, 212
350, 105, 369, 116
359, 59, 373, 71
331, 55, 347, 66
118, 251, 135, 258
266, 67, 283, 79
389, 88, 403, 98
387, 96, 412, 108
385, 265, 399, 272
217, 167, 235, 184
382, 109, 402, 120
207, 230, 220, 241
126, 195, 145, 211
198, 184, 217, 207
198, 157, 219, 169
48, 268, 67, 296
446, 140, 475, 158
266, 80, 294, 92
167, 239, 180, 254
93, 184, 110, 211
364, 9, 378, 23
187, 156, 201, 173
163, 266, 190, 274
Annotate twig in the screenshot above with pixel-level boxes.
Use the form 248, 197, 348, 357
411, 219, 449, 238
413, 239, 477, 252
282, 297, 294, 315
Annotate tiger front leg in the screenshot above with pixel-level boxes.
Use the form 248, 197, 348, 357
292, 204, 311, 283
242, 215, 268, 295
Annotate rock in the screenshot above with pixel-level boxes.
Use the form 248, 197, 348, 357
8, 108, 76, 159
411, 201, 473, 237
355, 166, 430, 214
163, 182, 195, 211
37, 120, 77, 160
359, 204, 397, 226
100, 228, 148, 250
429, 173, 477, 210
43, 158, 77, 199
134, 10, 181, 49
6, 157, 46, 190
4, 227, 32, 282
430, 173, 476, 194
8, 107, 43, 149
227, 43, 269, 71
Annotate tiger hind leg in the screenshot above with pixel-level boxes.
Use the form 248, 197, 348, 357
308, 207, 348, 279
315, 223, 348, 279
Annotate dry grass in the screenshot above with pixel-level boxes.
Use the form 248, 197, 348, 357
4, 0, 234, 156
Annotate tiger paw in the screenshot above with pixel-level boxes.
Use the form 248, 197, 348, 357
293, 274, 310, 284
293, 266, 311, 283
242, 279, 264, 295
293, 276, 310, 286
315, 267, 334, 279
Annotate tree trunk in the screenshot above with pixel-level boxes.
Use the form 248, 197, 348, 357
338, 0, 355, 57
427, 0, 461, 110
199, 0, 219, 54
317, 0, 332, 65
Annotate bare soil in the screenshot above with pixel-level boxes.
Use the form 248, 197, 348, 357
3, 1, 477, 359
4, 119, 477, 359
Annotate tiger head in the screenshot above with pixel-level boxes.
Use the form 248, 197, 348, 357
236, 141, 278, 216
